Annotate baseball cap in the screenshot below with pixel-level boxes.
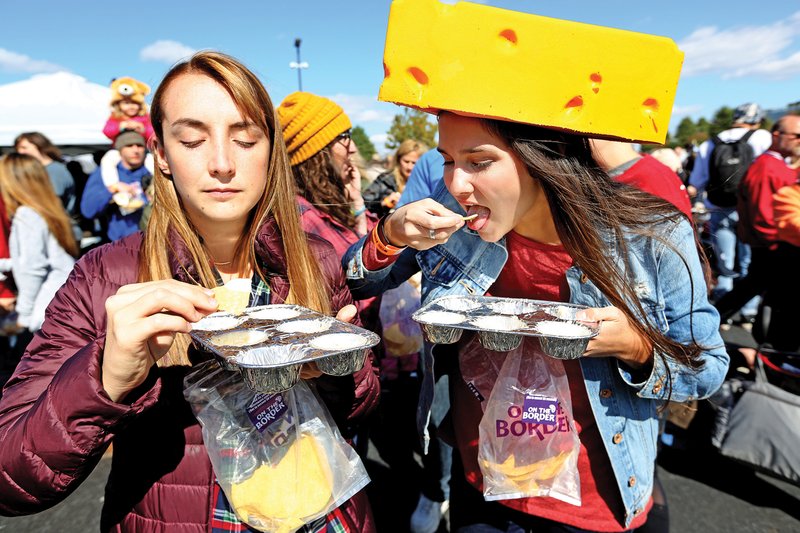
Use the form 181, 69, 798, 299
732, 103, 765, 125
114, 130, 146, 150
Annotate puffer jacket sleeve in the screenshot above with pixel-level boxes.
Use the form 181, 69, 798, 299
311, 241, 380, 439
0, 250, 161, 516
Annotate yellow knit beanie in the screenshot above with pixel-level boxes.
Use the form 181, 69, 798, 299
277, 92, 352, 166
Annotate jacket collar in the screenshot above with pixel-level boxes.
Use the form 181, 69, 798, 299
166, 216, 288, 284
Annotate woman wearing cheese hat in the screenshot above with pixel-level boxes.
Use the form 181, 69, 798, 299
343, 1, 727, 531
0, 52, 378, 531
346, 115, 727, 533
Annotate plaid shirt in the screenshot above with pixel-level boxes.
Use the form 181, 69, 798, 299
297, 196, 380, 325
296, 196, 376, 260
210, 482, 350, 533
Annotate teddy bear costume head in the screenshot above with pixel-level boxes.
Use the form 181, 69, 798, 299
110, 77, 150, 115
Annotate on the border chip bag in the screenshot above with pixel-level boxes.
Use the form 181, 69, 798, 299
469, 337, 581, 504
184, 373, 370, 532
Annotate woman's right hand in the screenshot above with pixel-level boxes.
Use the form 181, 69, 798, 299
102, 280, 218, 403
383, 198, 465, 250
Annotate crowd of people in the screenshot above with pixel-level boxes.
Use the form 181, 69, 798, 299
0, 5, 798, 533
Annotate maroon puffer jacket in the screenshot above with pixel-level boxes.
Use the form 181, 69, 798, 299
0, 219, 380, 532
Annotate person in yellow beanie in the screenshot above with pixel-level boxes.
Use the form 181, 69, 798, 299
277, 92, 375, 254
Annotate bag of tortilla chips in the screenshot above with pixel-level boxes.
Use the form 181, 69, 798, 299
475, 338, 581, 505
184, 366, 369, 532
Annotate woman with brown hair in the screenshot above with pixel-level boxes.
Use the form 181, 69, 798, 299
344, 111, 728, 532
13, 131, 76, 215
0, 153, 77, 333
0, 52, 378, 532
363, 138, 427, 217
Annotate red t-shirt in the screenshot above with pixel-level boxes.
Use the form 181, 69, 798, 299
737, 152, 798, 249
615, 155, 693, 219
452, 230, 650, 531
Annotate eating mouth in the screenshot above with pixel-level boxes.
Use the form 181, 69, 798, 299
465, 205, 490, 231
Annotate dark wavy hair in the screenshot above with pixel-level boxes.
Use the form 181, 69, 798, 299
291, 143, 356, 229
476, 116, 709, 379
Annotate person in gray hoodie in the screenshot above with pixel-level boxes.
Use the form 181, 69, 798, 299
0, 153, 78, 332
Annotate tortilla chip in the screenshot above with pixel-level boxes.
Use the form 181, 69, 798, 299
212, 285, 250, 315
230, 434, 333, 532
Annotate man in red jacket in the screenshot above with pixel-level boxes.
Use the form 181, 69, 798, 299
715, 114, 800, 323
590, 139, 693, 219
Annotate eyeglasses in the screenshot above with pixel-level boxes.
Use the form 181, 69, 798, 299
779, 131, 800, 140
335, 130, 352, 145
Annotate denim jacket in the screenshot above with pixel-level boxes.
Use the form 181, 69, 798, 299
343, 183, 728, 526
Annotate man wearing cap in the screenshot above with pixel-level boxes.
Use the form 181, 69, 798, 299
687, 103, 772, 314
80, 130, 151, 242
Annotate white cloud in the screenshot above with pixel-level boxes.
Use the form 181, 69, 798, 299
0, 48, 66, 74
328, 94, 397, 124
369, 132, 389, 146
139, 40, 197, 64
672, 104, 703, 117
679, 11, 800, 79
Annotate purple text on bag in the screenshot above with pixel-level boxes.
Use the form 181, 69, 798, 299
246, 393, 288, 433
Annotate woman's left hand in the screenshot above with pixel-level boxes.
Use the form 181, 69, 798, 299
343, 164, 362, 200
299, 304, 359, 379
576, 306, 653, 369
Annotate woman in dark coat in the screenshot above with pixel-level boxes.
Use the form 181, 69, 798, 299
363, 138, 427, 217
0, 52, 379, 532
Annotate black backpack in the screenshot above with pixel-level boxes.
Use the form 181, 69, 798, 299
706, 130, 756, 207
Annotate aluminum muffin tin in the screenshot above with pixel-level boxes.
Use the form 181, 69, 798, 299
412, 296, 599, 359
190, 304, 379, 393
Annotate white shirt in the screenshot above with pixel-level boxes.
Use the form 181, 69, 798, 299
688, 127, 773, 207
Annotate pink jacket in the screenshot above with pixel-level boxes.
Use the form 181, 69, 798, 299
103, 116, 155, 144
0, 219, 379, 532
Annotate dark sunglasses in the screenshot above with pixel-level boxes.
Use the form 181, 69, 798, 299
779, 131, 800, 140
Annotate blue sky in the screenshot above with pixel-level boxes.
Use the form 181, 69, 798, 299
2, 0, 799, 151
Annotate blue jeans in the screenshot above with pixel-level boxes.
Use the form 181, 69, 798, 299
709, 208, 758, 315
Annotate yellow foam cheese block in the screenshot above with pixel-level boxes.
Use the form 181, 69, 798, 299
230, 434, 333, 532
379, 0, 684, 143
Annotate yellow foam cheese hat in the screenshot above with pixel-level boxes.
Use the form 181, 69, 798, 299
379, 0, 684, 143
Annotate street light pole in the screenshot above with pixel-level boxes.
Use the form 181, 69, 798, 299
289, 38, 308, 92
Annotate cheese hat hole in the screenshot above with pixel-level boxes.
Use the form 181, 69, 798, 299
384, 62, 391, 78
564, 95, 584, 109
651, 117, 659, 133
408, 67, 429, 85
499, 29, 518, 44
642, 98, 659, 111
590, 72, 602, 93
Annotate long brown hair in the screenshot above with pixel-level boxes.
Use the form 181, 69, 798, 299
0, 154, 78, 258
479, 117, 708, 378
13, 132, 63, 162
292, 144, 356, 229
142, 51, 330, 366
